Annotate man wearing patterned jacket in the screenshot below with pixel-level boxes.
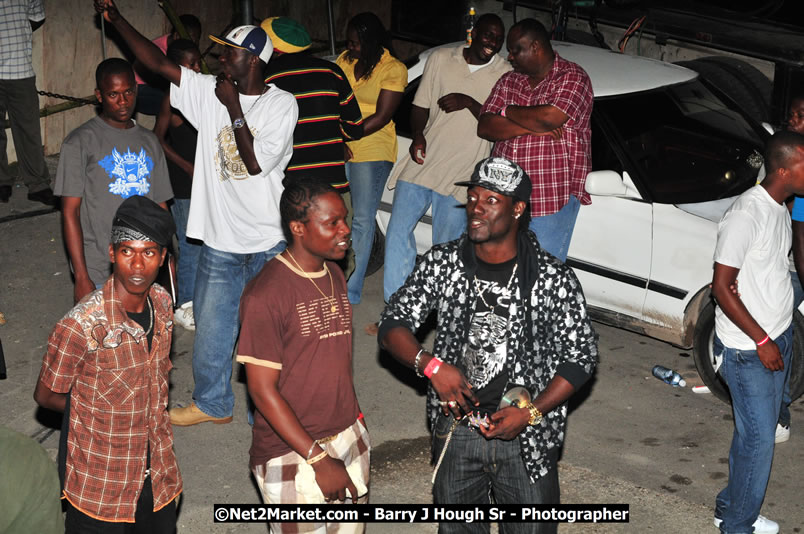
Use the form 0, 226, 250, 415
379, 156, 598, 534
478, 18, 593, 263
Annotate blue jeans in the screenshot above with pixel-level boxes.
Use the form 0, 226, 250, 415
432, 414, 559, 534
779, 275, 803, 427
383, 180, 466, 302
345, 160, 393, 304
191, 242, 286, 418
714, 326, 792, 534
170, 198, 202, 307
527, 196, 581, 262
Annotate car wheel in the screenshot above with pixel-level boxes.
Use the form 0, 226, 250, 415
675, 57, 771, 124
693, 299, 804, 404
365, 222, 385, 277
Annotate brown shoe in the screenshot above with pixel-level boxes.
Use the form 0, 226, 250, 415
169, 403, 232, 426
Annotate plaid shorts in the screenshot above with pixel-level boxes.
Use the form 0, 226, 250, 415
253, 418, 370, 534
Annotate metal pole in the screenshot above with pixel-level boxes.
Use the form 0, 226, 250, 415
327, 0, 337, 56
240, 0, 253, 26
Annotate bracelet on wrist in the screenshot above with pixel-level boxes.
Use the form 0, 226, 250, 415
423, 357, 442, 379
525, 402, 543, 426
756, 335, 770, 346
414, 348, 425, 378
307, 450, 329, 465
305, 440, 319, 461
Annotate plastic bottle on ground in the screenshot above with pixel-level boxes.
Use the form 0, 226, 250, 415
652, 365, 686, 387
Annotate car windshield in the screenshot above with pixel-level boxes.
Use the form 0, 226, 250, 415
596, 79, 764, 204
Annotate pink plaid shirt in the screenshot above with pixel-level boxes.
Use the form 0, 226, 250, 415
481, 53, 593, 217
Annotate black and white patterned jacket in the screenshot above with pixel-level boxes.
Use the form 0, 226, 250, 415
378, 230, 598, 482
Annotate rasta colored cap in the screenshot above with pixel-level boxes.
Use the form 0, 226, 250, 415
260, 17, 312, 54
455, 157, 532, 203
209, 25, 273, 63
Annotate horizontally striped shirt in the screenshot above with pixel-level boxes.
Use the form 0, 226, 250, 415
265, 54, 364, 191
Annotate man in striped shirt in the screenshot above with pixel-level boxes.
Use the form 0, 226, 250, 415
262, 17, 364, 197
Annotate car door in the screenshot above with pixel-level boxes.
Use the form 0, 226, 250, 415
567, 116, 652, 321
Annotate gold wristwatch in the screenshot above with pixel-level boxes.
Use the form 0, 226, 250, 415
525, 402, 543, 426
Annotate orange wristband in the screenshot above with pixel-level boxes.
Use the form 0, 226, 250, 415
423, 357, 442, 378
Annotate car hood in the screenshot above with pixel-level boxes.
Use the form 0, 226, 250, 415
674, 196, 739, 223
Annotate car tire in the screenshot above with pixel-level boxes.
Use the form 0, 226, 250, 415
693, 299, 804, 404
675, 57, 771, 124
365, 222, 385, 277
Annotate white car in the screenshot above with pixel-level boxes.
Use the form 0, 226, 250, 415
371, 42, 803, 403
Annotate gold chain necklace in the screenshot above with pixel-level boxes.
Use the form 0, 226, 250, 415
285, 250, 338, 314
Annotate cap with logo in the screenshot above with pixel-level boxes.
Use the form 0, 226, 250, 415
260, 17, 311, 54
209, 25, 273, 64
455, 157, 532, 203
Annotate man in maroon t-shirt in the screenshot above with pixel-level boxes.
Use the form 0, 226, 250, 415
236, 178, 369, 532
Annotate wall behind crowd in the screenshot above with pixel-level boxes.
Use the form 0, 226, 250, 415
5, 0, 392, 163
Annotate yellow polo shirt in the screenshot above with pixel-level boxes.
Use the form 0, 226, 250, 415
336, 48, 407, 163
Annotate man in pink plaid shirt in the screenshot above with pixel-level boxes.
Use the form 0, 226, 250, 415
478, 18, 593, 262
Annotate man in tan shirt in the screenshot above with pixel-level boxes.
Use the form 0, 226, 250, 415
383, 14, 510, 302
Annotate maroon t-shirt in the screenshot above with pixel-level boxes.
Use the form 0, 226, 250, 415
237, 254, 359, 468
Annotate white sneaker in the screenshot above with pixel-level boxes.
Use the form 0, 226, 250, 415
173, 301, 195, 331
713, 514, 778, 533
775, 423, 790, 444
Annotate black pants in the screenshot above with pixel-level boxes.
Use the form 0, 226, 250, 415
64, 474, 177, 534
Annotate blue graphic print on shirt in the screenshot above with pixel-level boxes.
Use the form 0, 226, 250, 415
98, 147, 154, 199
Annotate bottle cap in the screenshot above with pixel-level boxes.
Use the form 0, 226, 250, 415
678, 378, 687, 387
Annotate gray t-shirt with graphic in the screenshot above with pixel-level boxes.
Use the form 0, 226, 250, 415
54, 116, 173, 285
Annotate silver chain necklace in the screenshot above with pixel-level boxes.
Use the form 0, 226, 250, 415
474, 262, 518, 330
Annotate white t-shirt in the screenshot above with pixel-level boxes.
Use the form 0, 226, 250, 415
171, 66, 298, 253
714, 184, 793, 349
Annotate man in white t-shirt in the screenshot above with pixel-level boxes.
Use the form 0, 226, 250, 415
710, 131, 804, 534
96, 1, 298, 426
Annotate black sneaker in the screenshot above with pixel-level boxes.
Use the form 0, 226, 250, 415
27, 187, 57, 207
0, 185, 10, 203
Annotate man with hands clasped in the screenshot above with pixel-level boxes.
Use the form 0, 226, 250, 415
95, 0, 298, 427
379, 156, 598, 534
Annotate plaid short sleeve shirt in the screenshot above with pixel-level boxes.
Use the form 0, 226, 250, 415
38, 277, 182, 522
481, 53, 593, 217
0, 0, 44, 79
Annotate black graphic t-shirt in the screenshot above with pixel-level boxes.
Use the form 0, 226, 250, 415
463, 256, 518, 416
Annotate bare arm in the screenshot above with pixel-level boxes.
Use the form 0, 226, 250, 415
408, 104, 429, 164
477, 112, 537, 141
380, 326, 479, 417
506, 104, 569, 133
711, 262, 783, 370
94, 0, 181, 86
34, 380, 67, 412
61, 197, 95, 303
214, 76, 262, 175
362, 89, 404, 137
246, 364, 359, 501
437, 93, 482, 118
480, 375, 575, 440
154, 93, 194, 177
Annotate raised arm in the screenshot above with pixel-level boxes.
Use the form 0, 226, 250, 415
245, 364, 359, 502
94, 0, 181, 86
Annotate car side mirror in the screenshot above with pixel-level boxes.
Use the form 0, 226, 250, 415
585, 170, 628, 196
